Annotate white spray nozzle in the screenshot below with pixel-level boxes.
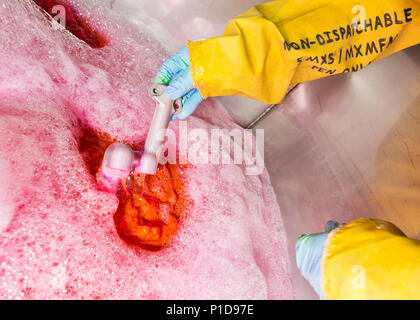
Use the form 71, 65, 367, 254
100, 142, 134, 182
98, 84, 181, 184
135, 84, 181, 175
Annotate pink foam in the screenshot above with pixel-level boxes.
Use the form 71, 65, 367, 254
0, 0, 293, 299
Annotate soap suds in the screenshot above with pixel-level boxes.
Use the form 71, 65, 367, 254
0, 0, 293, 299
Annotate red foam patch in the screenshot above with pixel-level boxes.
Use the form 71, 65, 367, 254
77, 128, 191, 251
33, 0, 108, 48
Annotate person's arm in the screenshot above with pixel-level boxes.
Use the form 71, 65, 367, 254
188, 0, 420, 104
296, 219, 420, 299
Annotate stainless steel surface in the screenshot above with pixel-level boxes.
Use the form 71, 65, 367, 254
254, 45, 420, 299
216, 95, 269, 128
110, 0, 269, 45
138, 84, 179, 175
110, 0, 420, 299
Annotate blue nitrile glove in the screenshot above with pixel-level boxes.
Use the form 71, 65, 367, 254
295, 220, 344, 299
154, 45, 203, 121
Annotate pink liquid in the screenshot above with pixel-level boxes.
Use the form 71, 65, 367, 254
0, 0, 293, 299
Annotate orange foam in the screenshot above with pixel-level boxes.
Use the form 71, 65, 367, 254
78, 128, 191, 251
114, 164, 186, 250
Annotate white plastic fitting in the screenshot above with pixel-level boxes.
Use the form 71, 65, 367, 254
135, 84, 181, 175
100, 142, 135, 181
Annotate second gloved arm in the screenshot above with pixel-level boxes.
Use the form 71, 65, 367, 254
297, 219, 420, 299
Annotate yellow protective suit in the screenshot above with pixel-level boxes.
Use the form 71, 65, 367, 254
188, 0, 420, 104
322, 219, 420, 299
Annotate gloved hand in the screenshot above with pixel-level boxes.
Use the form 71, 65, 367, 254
154, 45, 203, 121
295, 220, 344, 299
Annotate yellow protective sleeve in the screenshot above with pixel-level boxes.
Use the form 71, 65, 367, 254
321, 219, 420, 300
188, 0, 420, 104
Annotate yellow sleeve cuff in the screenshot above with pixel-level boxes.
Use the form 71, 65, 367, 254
322, 218, 420, 299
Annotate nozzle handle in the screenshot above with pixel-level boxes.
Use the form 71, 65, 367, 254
136, 84, 180, 174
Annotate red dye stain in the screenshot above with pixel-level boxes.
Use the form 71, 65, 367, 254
33, 0, 108, 48
78, 128, 191, 251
